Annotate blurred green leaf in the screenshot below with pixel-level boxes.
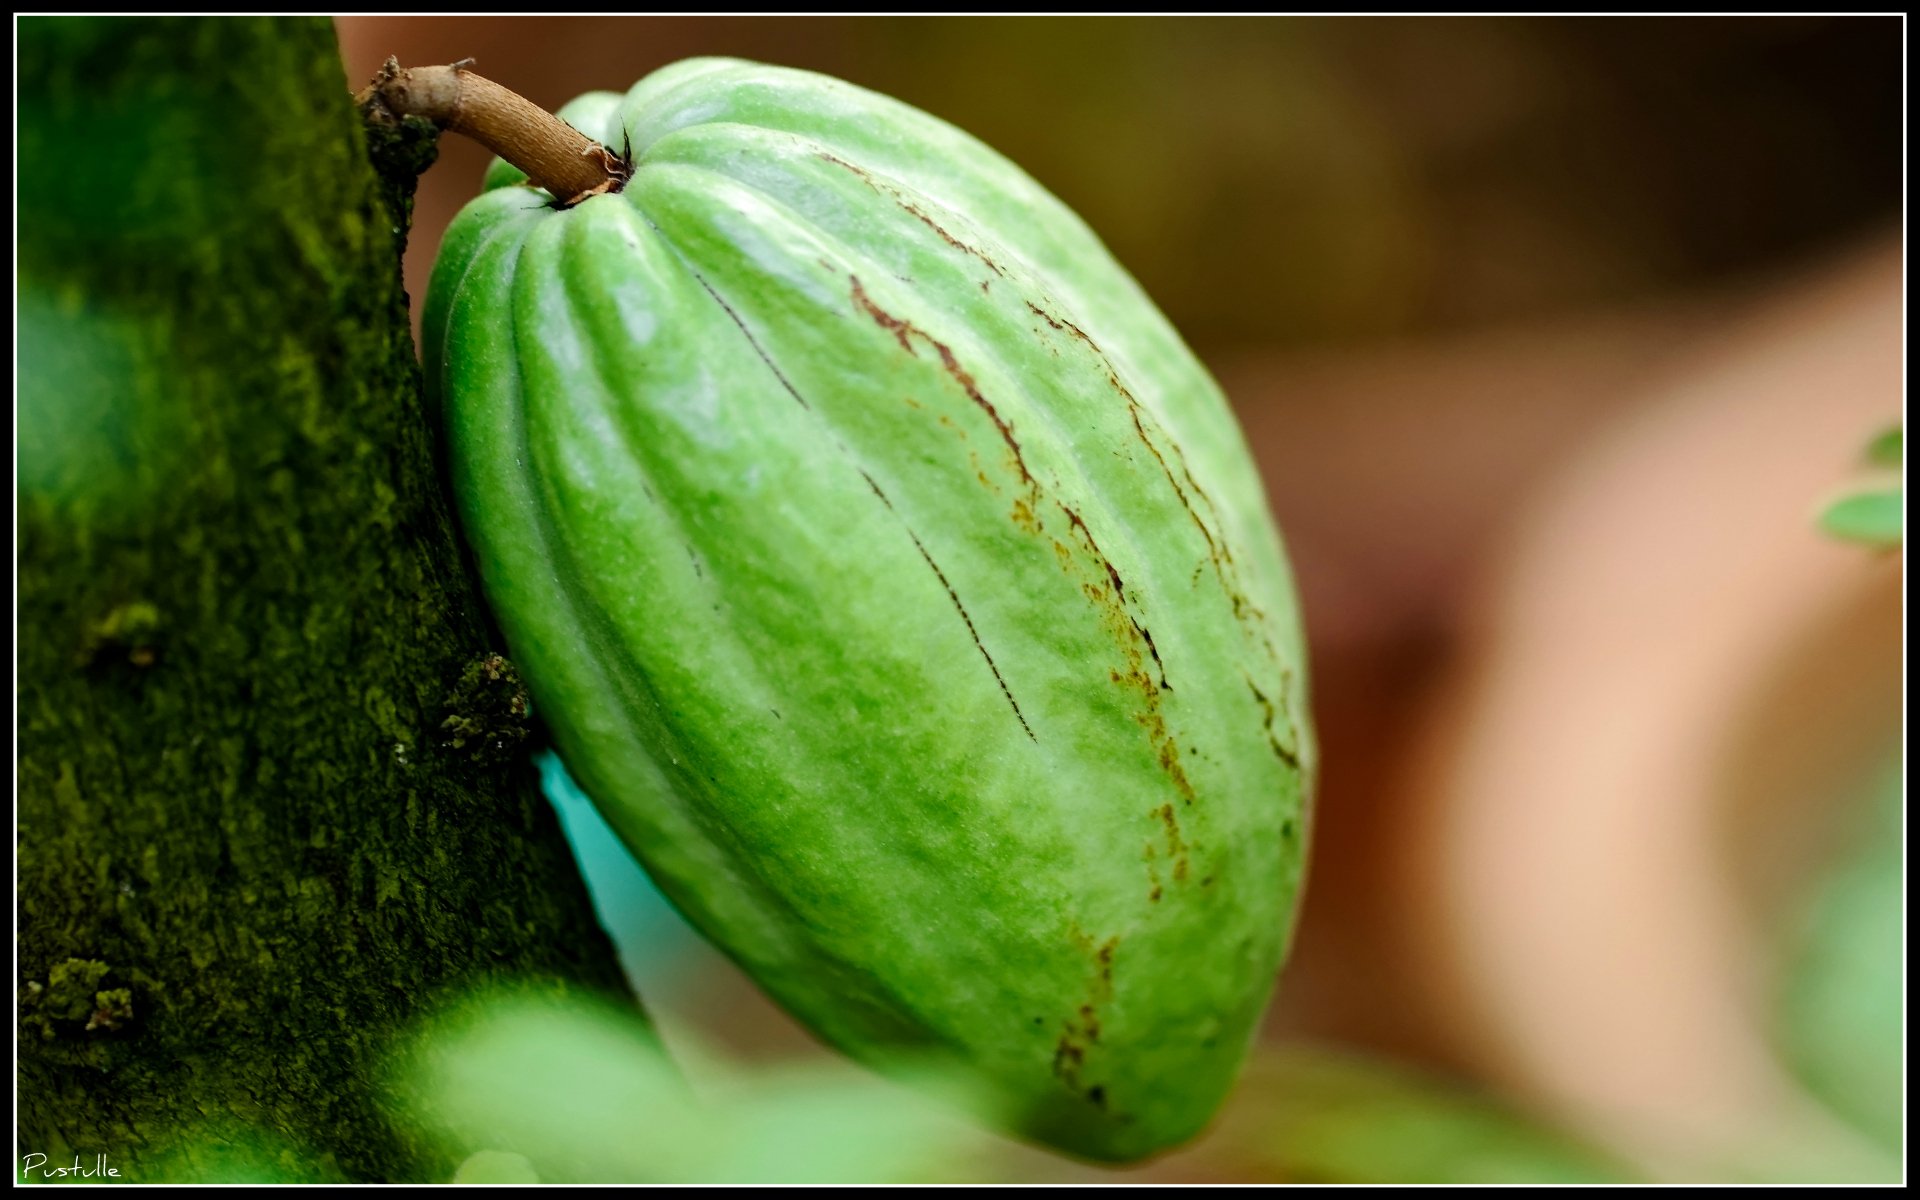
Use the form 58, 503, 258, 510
1817, 425, 1903, 548
1817, 487, 1903, 548
451, 1151, 541, 1184
1773, 757, 1904, 1152
1862, 426, 1902, 468
392, 986, 996, 1184
17, 288, 184, 522
1220, 1046, 1635, 1184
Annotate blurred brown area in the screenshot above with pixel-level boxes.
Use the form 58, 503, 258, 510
337, 16, 1898, 351
332, 17, 1903, 1179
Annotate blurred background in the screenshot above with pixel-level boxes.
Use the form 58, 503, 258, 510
335, 16, 1903, 1183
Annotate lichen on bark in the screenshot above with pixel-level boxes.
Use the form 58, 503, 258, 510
18, 16, 630, 1183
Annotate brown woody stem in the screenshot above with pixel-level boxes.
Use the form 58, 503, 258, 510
366, 58, 626, 206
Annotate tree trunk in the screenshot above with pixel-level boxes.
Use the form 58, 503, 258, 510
17, 17, 628, 1183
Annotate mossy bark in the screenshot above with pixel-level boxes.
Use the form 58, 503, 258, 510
17, 17, 628, 1183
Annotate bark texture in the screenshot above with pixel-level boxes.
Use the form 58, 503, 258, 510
17, 17, 628, 1183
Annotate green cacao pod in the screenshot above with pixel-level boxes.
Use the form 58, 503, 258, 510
424, 58, 1314, 1162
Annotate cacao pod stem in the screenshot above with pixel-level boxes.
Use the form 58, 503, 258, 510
362, 57, 627, 206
